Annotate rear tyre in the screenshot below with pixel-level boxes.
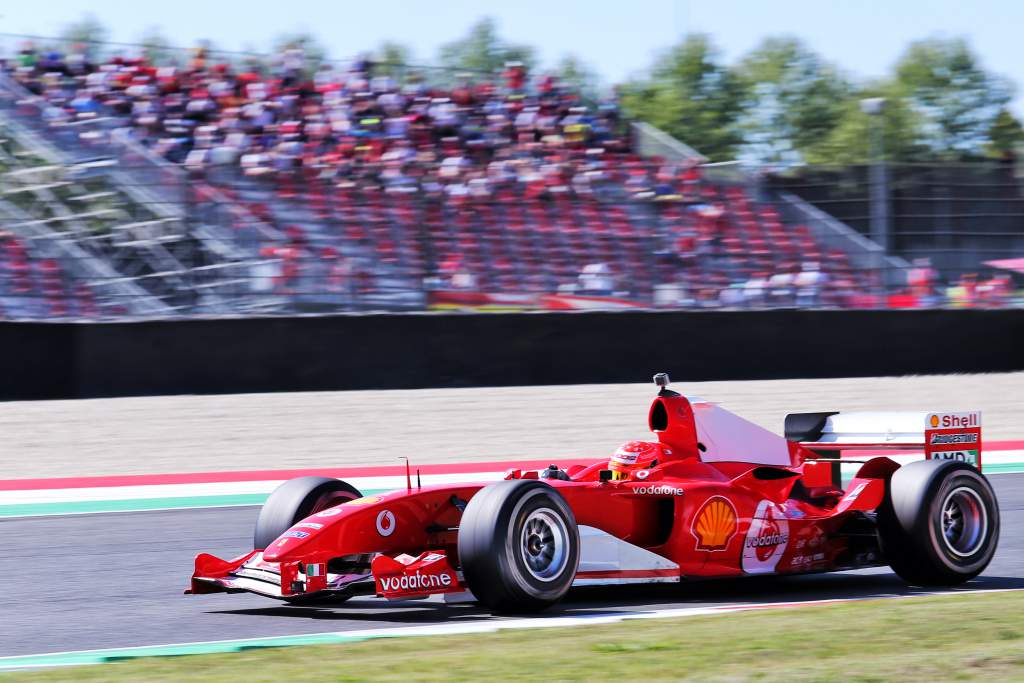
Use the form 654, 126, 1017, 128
458, 480, 579, 613
253, 476, 362, 550
878, 460, 999, 586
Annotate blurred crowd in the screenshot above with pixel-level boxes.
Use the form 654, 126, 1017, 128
1, 42, 1018, 315
6, 45, 637, 199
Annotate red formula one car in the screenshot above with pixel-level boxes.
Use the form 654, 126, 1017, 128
189, 374, 1000, 613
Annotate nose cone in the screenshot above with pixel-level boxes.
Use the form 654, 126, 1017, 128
261, 508, 352, 561
262, 534, 305, 561
260, 494, 395, 562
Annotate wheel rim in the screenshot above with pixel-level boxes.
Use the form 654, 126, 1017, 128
520, 508, 569, 582
940, 486, 988, 558
310, 489, 357, 515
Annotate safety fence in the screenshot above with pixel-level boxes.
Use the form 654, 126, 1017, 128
768, 163, 1024, 280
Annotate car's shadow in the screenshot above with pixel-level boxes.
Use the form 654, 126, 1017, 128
207, 571, 1024, 624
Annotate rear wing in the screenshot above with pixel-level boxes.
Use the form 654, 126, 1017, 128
785, 411, 982, 471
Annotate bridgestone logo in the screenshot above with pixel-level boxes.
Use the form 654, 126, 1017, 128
746, 532, 789, 548
379, 572, 453, 592
930, 433, 978, 445
634, 485, 684, 496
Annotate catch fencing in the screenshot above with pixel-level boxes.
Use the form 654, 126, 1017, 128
769, 162, 1024, 280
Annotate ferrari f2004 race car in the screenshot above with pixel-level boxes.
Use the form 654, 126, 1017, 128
189, 374, 999, 613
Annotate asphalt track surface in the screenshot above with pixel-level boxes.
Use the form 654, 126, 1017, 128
4, 474, 1023, 658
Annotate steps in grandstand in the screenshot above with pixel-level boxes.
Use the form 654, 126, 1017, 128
633, 123, 910, 300
0, 94, 288, 317
0, 120, 281, 317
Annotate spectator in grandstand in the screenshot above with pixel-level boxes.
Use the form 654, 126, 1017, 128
653, 280, 695, 308
767, 265, 798, 307
575, 263, 616, 296
718, 282, 746, 308
436, 253, 477, 290
907, 257, 940, 307
742, 272, 770, 308
794, 261, 827, 307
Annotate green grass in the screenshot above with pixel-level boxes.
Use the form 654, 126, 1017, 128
8, 591, 1024, 682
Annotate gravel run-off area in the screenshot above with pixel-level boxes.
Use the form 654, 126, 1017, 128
1, 373, 1021, 478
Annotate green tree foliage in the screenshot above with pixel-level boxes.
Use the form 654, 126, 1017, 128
373, 41, 413, 78
893, 37, 1013, 159
985, 108, 1024, 159
273, 32, 329, 74
58, 14, 108, 59
619, 34, 747, 161
554, 55, 602, 102
802, 82, 928, 164
736, 37, 850, 163
437, 17, 536, 75
138, 27, 175, 66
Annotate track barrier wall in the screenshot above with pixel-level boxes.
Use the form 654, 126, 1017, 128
1, 309, 1022, 401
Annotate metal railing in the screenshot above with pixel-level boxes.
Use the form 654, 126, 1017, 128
767, 163, 1024, 281
632, 122, 707, 164
3, 181, 1016, 319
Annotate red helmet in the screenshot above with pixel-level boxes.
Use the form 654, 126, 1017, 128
609, 441, 663, 481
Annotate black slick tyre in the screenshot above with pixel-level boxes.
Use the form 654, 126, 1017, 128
878, 460, 999, 586
458, 480, 580, 613
253, 476, 362, 550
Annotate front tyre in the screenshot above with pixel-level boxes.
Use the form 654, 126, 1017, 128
253, 476, 362, 550
878, 460, 999, 586
458, 480, 580, 613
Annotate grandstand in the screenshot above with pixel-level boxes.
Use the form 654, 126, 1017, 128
0, 42, 923, 317
0, 125, 142, 318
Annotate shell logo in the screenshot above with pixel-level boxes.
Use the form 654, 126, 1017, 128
929, 414, 940, 428
345, 495, 383, 506
692, 496, 738, 551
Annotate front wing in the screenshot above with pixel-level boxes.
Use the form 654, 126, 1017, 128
189, 525, 681, 602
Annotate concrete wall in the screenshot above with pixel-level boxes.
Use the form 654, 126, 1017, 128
2, 309, 1022, 400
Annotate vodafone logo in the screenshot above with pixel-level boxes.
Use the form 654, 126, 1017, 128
741, 500, 790, 574
379, 571, 453, 592
376, 509, 396, 537
747, 519, 788, 561
633, 485, 684, 496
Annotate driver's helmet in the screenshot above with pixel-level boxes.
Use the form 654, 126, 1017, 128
609, 441, 662, 480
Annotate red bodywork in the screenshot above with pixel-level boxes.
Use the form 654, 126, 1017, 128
189, 391, 922, 603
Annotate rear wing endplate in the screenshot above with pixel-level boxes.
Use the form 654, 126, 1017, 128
785, 411, 982, 471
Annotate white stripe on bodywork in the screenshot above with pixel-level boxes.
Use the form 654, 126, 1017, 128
576, 524, 679, 576
818, 411, 933, 445
573, 576, 679, 586
694, 403, 793, 466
